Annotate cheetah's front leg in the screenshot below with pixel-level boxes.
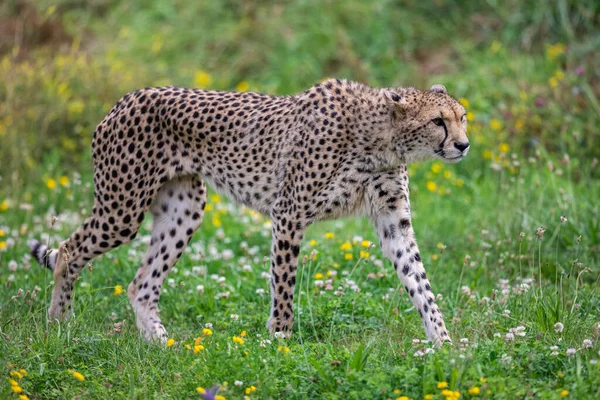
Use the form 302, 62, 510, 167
266, 218, 305, 337
368, 172, 451, 347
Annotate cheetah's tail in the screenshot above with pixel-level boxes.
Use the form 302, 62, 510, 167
28, 240, 58, 271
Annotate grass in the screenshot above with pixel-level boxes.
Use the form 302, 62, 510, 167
1, 1, 600, 399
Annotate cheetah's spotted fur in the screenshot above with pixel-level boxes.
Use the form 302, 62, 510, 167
30, 79, 469, 346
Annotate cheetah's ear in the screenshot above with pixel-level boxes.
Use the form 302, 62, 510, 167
429, 84, 447, 94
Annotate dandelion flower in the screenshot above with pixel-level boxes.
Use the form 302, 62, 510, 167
11, 385, 23, 393
245, 385, 257, 395
560, 390, 569, 397
59, 176, 70, 186
309, 240, 317, 246
113, 285, 125, 296
437, 381, 449, 389
232, 336, 245, 345
71, 371, 85, 381
46, 178, 57, 190
203, 328, 213, 336
194, 71, 213, 88
166, 338, 175, 347
426, 181, 437, 192
236, 81, 250, 92
314, 272, 324, 279
19, 395, 31, 400
468, 387, 480, 395
325, 232, 335, 239
344, 253, 353, 260
340, 241, 352, 251
10, 371, 23, 379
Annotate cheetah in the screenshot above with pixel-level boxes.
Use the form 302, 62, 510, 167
30, 79, 469, 346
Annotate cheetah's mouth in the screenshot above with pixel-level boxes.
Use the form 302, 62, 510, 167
434, 149, 465, 163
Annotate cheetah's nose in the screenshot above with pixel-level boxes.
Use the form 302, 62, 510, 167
454, 141, 470, 152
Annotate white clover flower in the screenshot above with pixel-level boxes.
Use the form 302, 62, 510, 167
205, 322, 213, 328
554, 322, 564, 333
566, 348, 576, 358
8, 260, 17, 272
504, 333, 515, 341
550, 346, 559, 351
230, 314, 239, 321
460, 338, 469, 345
514, 326, 526, 337
591, 359, 598, 365
167, 279, 176, 288
314, 280, 324, 288
493, 332, 502, 338
461, 286, 471, 296
583, 339, 593, 349
551, 351, 559, 357
218, 291, 230, 298
234, 380, 243, 386
261, 272, 271, 280
196, 284, 204, 294
255, 288, 265, 295
221, 249, 234, 260
242, 264, 253, 272
274, 332, 286, 339
412, 338, 421, 345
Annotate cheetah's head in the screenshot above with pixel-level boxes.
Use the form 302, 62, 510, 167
384, 84, 469, 164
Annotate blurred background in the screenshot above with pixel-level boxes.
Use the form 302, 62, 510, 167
0, 0, 599, 260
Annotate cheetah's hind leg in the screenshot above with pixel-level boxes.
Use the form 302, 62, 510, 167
127, 175, 206, 343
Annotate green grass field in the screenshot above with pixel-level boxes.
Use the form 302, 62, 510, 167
1, 1, 599, 399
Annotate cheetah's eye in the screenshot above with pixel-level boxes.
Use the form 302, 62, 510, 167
431, 118, 445, 127
461, 114, 467, 122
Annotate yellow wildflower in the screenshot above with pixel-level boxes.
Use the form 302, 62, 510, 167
393, 389, 402, 394
555, 70, 565, 81
71, 371, 85, 381
443, 170, 452, 179
396, 397, 409, 400
314, 272, 324, 279
232, 336, 245, 345
340, 241, 352, 251
19, 369, 27, 377
515, 119, 524, 130
546, 43, 565, 61
359, 250, 369, 259
482, 150, 492, 159
560, 390, 568, 397
211, 194, 221, 203
245, 385, 257, 395
441, 389, 453, 397
10, 371, 23, 379
204, 204, 213, 212
468, 387, 480, 395
1, 200, 9, 211
166, 338, 175, 347
9, 378, 19, 386
361, 240, 371, 247
557, 371, 565, 378
277, 345, 290, 354
193, 345, 204, 354
212, 217, 222, 227
59, 176, 69, 186
459, 98, 470, 108
489, 119, 503, 131
309, 239, 317, 246
344, 253, 353, 260
490, 40, 501, 53
20, 395, 30, 400
185, 344, 191, 350
240, 330, 247, 337
11, 385, 23, 393
479, 377, 487, 383
499, 143, 510, 153
46, 178, 57, 190
456, 179, 464, 188
437, 382, 449, 389
466, 111, 474, 121
197, 387, 206, 394
325, 232, 335, 239
431, 254, 439, 261
194, 71, 213, 88
113, 285, 125, 296
424, 395, 434, 400
236, 81, 250, 92
549, 77, 559, 88
426, 181, 437, 192
203, 328, 213, 336
0, 241, 6, 249
431, 162, 442, 173
215, 395, 226, 400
